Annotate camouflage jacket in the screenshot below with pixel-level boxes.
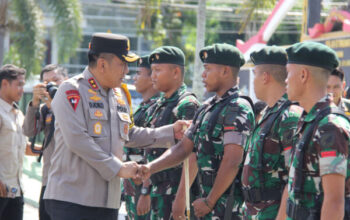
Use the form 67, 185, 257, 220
288, 95, 350, 210
124, 93, 160, 163
186, 86, 255, 218
123, 94, 159, 197
242, 94, 302, 218
145, 83, 200, 195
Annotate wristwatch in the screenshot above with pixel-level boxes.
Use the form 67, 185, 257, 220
141, 186, 151, 195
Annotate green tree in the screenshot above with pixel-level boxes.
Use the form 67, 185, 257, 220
0, 0, 82, 78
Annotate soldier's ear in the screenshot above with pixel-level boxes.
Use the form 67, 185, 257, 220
300, 67, 309, 84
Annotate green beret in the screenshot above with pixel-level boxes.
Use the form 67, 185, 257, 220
89, 32, 139, 63
149, 46, 185, 66
138, 55, 150, 69
199, 43, 245, 67
286, 41, 339, 71
250, 46, 287, 66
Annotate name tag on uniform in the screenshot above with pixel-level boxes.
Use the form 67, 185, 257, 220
118, 112, 131, 123
89, 102, 104, 109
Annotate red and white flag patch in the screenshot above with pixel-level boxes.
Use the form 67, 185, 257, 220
66, 90, 80, 111
320, 150, 337, 158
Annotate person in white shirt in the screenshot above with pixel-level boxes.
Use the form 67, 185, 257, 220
0, 64, 27, 220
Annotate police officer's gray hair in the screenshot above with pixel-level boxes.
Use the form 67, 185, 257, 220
40, 64, 68, 81
88, 51, 115, 68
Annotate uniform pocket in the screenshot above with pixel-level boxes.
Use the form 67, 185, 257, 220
87, 109, 109, 138
117, 112, 131, 141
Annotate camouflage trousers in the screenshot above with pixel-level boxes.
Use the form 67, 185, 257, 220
124, 179, 149, 220
150, 194, 175, 220
242, 200, 280, 220
198, 198, 242, 220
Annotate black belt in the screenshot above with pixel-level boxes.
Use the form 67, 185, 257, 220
150, 168, 182, 185
242, 187, 283, 203
201, 173, 240, 196
286, 199, 320, 220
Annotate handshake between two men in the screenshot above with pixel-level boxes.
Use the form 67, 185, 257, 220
118, 119, 193, 180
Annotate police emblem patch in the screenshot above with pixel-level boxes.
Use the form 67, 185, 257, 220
65, 90, 80, 112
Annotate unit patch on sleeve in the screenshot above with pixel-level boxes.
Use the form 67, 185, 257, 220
65, 90, 80, 112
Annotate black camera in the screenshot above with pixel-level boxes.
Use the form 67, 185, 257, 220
46, 82, 58, 99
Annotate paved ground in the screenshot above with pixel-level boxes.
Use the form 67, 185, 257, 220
22, 156, 127, 220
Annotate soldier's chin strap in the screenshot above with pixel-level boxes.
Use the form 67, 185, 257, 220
121, 83, 134, 128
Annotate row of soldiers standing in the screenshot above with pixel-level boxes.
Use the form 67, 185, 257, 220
123, 41, 350, 220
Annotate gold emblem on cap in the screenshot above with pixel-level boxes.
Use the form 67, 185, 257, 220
127, 40, 130, 51
155, 54, 159, 60
203, 51, 208, 59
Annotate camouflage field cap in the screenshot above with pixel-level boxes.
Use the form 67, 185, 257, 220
199, 43, 245, 67
138, 55, 151, 69
286, 41, 339, 71
149, 46, 185, 66
250, 46, 287, 66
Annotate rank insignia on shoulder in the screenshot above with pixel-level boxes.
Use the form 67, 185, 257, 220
94, 122, 102, 135
94, 110, 103, 118
65, 90, 80, 112
88, 77, 99, 90
90, 95, 101, 102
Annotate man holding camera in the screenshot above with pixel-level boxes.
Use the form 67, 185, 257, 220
22, 64, 68, 220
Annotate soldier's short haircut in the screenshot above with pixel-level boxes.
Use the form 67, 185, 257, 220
0, 64, 26, 88
230, 66, 239, 78
257, 64, 287, 84
331, 68, 345, 81
170, 64, 185, 80
40, 64, 68, 81
309, 65, 331, 86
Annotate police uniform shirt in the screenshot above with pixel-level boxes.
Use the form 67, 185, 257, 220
44, 67, 175, 209
0, 98, 27, 197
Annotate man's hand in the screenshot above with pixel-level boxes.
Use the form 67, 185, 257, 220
172, 195, 186, 220
32, 83, 48, 107
0, 180, 6, 197
192, 198, 213, 218
173, 120, 192, 140
118, 161, 139, 179
138, 164, 151, 181
137, 194, 151, 216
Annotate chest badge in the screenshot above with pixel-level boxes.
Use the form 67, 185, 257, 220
94, 110, 103, 118
94, 122, 102, 135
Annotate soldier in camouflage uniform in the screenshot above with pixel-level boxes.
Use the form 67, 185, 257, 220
123, 55, 159, 220
144, 46, 200, 220
241, 46, 303, 220
282, 42, 350, 220
139, 43, 255, 220
327, 67, 350, 117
